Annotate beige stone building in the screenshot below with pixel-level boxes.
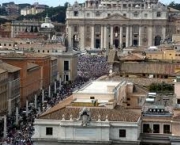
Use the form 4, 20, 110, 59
66, 0, 168, 50
0, 68, 8, 114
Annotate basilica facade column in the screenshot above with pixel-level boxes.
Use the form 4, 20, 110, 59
101, 25, 104, 49
110, 25, 114, 47
79, 25, 85, 50
119, 26, 123, 48
104, 26, 108, 48
126, 26, 129, 47
91, 25, 95, 48
139, 26, 142, 46
148, 26, 153, 46
129, 26, 133, 46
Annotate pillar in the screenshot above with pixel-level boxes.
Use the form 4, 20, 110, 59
42, 89, 44, 103
129, 26, 133, 46
104, 25, 108, 49
126, 26, 129, 47
34, 94, 37, 109
26, 99, 28, 117
162, 26, 166, 40
49, 85, 51, 98
80, 25, 85, 50
139, 26, 142, 46
119, 26, 123, 48
54, 81, 57, 93
101, 25, 104, 49
68, 25, 72, 48
15, 106, 19, 125
59, 77, 61, 90
110, 25, 114, 47
148, 26, 153, 46
91, 25, 95, 48
8, 99, 11, 115
3, 115, 7, 138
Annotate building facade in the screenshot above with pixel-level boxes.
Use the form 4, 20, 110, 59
0, 61, 21, 115
66, 0, 168, 50
0, 68, 8, 114
1, 53, 41, 106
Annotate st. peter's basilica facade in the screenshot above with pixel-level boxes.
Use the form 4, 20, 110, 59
66, 0, 169, 50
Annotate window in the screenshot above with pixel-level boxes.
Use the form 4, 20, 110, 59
74, 11, 78, 16
87, 13, 90, 17
144, 13, 148, 17
127, 98, 130, 101
90, 96, 95, 99
119, 129, 126, 137
177, 99, 180, 104
46, 127, 53, 135
123, 14, 126, 17
64, 61, 69, 71
74, 26, 78, 32
107, 13, 111, 16
96, 11, 100, 16
143, 124, 151, 133
4, 44, 6, 46
163, 125, 170, 134
157, 12, 161, 17
153, 124, 160, 133
9, 44, 11, 46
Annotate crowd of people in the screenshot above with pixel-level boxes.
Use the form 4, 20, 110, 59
0, 54, 109, 145
77, 54, 109, 79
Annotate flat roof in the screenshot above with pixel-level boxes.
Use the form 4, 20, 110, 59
74, 99, 109, 103
77, 81, 121, 94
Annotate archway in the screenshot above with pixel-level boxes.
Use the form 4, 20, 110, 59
154, 35, 161, 46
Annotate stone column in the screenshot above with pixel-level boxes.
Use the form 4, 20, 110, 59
15, 106, 19, 125
8, 99, 11, 115
59, 77, 61, 90
26, 99, 28, 117
101, 25, 104, 49
119, 26, 123, 48
49, 85, 51, 98
162, 26, 166, 40
139, 26, 142, 46
148, 26, 153, 46
91, 25, 95, 48
68, 25, 72, 48
126, 26, 129, 47
3, 115, 7, 138
80, 25, 85, 50
42, 89, 44, 103
129, 26, 133, 46
104, 25, 107, 49
110, 25, 114, 47
54, 81, 57, 93
34, 94, 37, 109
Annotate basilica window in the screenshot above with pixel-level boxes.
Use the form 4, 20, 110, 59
123, 14, 126, 17
157, 12, 161, 17
87, 13, 90, 17
74, 11, 79, 16
144, 13, 148, 17
107, 13, 111, 17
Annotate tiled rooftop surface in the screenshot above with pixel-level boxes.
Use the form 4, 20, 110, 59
40, 105, 140, 122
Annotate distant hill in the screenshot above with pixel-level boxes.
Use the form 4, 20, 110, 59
16, 6, 67, 23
